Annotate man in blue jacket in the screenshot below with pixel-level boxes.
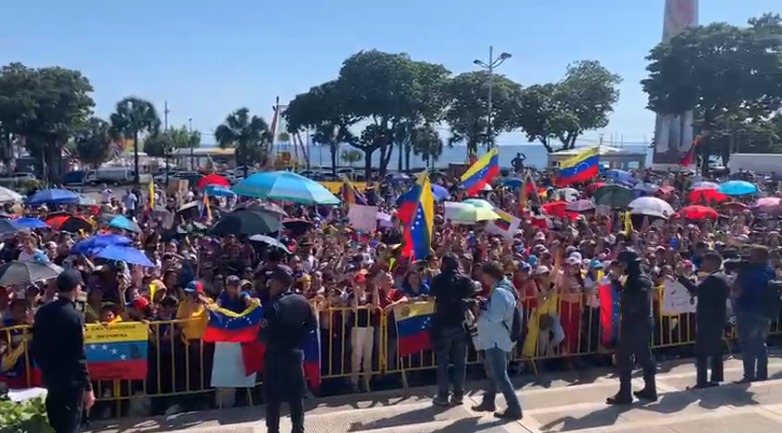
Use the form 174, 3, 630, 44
733, 246, 776, 382
471, 261, 522, 420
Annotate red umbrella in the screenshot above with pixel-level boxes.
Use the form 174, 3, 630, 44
678, 205, 719, 220
689, 188, 729, 204
586, 182, 606, 195
197, 173, 230, 190
540, 201, 579, 219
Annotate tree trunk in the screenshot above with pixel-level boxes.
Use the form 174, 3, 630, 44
397, 141, 403, 172
364, 150, 373, 180
404, 144, 412, 172
133, 132, 140, 187
330, 143, 337, 177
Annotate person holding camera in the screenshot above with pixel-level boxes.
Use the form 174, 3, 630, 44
470, 261, 522, 420
430, 253, 476, 406
733, 245, 776, 383
675, 252, 730, 388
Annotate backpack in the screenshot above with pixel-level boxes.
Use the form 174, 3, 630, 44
500, 284, 525, 343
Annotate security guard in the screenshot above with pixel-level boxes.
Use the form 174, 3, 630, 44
606, 250, 657, 405
31, 270, 96, 433
262, 264, 317, 433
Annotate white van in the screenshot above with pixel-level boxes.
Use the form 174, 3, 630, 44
84, 167, 135, 185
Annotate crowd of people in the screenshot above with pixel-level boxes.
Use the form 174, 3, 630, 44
1, 161, 782, 431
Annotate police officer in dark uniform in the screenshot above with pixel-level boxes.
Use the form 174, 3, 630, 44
262, 264, 317, 433
31, 270, 96, 433
606, 250, 658, 405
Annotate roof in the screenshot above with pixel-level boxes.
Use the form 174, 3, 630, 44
549, 146, 645, 157
170, 147, 235, 156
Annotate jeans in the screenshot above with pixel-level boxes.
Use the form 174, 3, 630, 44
736, 311, 770, 380
435, 326, 467, 399
483, 347, 522, 413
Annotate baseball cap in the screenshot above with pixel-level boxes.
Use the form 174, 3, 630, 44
267, 264, 294, 286
126, 297, 150, 311
226, 275, 241, 287
184, 280, 204, 293
56, 270, 83, 292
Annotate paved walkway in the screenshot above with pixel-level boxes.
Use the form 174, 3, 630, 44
87, 355, 782, 433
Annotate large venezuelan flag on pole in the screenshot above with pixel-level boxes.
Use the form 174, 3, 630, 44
460, 147, 500, 196
400, 172, 434, 260
395, 301, 435, 356
558, 146, 599, 186
85, 322, 149, 381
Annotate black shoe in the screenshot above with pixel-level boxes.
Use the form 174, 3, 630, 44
433, 396, 450, 407
633, 389, 658, 401
606, 394, 633, 405
733, 377, 754, 384
494, 410, 523, 420
471, 402, 496, 412
450, 395, 463, 405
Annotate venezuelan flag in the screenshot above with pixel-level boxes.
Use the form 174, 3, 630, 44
460, 147, 500, 195
598, 278, 620, 348
395, 301, 435, 356
558, 146, 599, 186
493, 209, 512, 231
396, 188, 418, 225
401, 172, 434, 259
340, 176, 366, 207
84, 322, 149, 381
203, 304, 264, 343
302, 327, 321, 392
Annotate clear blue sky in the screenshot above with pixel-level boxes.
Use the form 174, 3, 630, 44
1, 0, 776, 147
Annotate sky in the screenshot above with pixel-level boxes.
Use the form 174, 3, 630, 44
1, 0, 777, 147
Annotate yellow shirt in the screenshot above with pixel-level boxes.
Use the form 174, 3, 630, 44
176, 300, 208, 341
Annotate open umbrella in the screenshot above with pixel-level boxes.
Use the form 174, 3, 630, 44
109, 215, 141, 233
96, 245, 154, 267
461, 198, 493, 209
678, 205, 719, 220
556, 188, 579, 202
203, 184, 236, 198
689, 188, 729, 205
45, 215, 94, 233
541, 201, 571, 218
72, 234, 132, 256
28, 188, 80, 206
233, 171, 340, 205
604, 169, 637, 186
0, 186, 24, 203
0, 219, 22, 234
691, 181, 719, 190
431, 184, 451, 201
717, 180, 758, 196
753, 197, 782, 213
197, 173, 230, 190
248, 234, 290, 253
0, 261, 63, 287
14, 218, 50, 230
443, 202, 498, 224
566, 199, 595, 213
212, 209, 282, 236
593, 185, 633, 208
628, 197, 675, 219
501, 178, 524, 189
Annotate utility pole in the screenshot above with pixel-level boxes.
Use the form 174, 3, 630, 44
164, 101, 170, 184
189, 118, 194, 170
473, 46, 512, 149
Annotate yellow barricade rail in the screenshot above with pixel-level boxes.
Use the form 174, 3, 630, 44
1, 296, 780, 411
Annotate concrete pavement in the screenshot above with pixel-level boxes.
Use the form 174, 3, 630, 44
87, 355, 782, 433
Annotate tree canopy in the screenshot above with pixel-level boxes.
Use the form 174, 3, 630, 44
642, 13, 782, 170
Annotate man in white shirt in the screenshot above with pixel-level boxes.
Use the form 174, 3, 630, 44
100, 184, 113, 203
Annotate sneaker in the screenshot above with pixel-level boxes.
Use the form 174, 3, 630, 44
450, 395, 463, 405
494, 410, 523, 420
432, 396, 450, 407
471, 402, 496, 412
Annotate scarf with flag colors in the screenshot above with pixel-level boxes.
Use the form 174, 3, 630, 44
84, 322, 149, 381
679, 135, 702, 167
460, 147, 500, 195
394, 301, 434, 357
204, 303, 321, 392
557, 146, 599, 185
400, 172, 434, 259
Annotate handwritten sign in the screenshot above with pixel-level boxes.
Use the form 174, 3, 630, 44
662, 279, 696, 315
347, 205, 378, 233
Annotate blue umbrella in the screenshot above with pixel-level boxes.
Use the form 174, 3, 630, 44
109, 215, 142, 233
204, 184, 236, 198
14, 218, 51, 230
431, 184, 451, 201
604, 170, 637, 186
28, 188, 80, 205
502, 178, 524, 189
96, 245, 154, 267
233, 171, 340, 205
72, 234, 132, 256
718, 180, 758, 196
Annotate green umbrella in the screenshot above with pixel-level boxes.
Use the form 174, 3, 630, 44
593, 185, 633, 208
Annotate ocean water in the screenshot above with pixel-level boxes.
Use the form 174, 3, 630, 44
285, 143, 651, 170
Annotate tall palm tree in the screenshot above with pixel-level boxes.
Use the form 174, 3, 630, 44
412, 125, 443, 171
109, 97, 160, 186
214, 108, 271, 177
74, 117, 113, 168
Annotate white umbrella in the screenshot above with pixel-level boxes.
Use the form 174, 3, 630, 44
0, 186, 24, 203
556, 188, 579, 202
691, 181, 719, 190
444, 202, 498, 224
628, 196, 675, 219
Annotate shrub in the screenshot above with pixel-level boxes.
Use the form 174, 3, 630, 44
0, 394, 52, 433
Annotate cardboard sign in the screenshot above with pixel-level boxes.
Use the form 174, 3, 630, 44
662, 279, 696, 315
347, 205, 378, 233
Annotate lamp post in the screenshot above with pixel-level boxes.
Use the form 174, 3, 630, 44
188, 118, 194, 170
473, 46, 512, 148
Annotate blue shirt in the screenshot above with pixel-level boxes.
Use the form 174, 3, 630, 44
402, 281, 430, 297
736, 264, 775, 313
476, 278, 516, 352
217, 291, 250, 314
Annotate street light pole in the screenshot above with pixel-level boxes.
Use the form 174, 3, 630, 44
473, 46, 512, 149
188, 118, 194, 170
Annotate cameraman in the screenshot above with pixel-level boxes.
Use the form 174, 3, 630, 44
733, 245, 776, 382
430, 253, 475, 406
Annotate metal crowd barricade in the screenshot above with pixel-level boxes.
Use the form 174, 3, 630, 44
2, 292, 780, 415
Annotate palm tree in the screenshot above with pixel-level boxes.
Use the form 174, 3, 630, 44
74, 117, 113, 168
109, 97, 160, 186
340, 149, 363, 167
214, 108, 271, 178
412, 125, 443, 170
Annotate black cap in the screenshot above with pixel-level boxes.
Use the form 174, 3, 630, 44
616, 250, 641, 266
267, 264, 293, 286
56, 269, 83, 292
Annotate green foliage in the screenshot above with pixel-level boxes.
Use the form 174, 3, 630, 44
74, 117, 113, 167
143, 125, 200, 158
340, 149, 363, 166
642, 13, 782, 170
0, 396, 53, 433
110, 97, 161, 184
214, 108, 271, 173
